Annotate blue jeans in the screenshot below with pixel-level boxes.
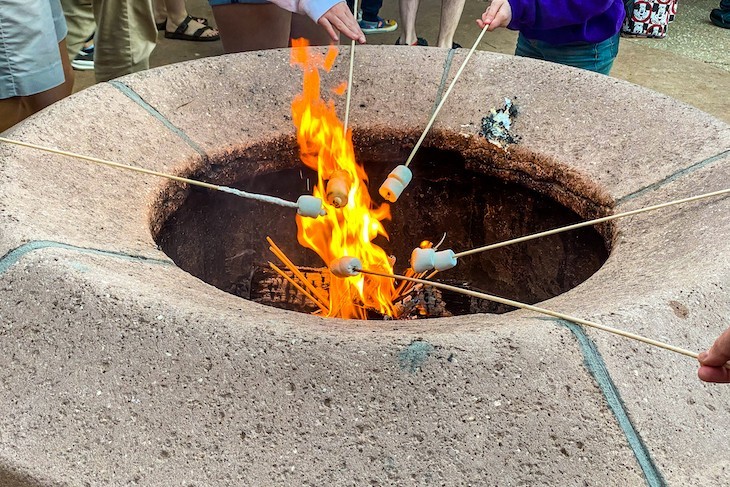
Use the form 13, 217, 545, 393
515, 32, 620, 75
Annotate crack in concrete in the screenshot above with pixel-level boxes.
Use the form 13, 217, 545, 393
431, 49, 458, 117
556, 319, 667, 487
0, 240, 171, 276
618, 148, 730, 204
108, 80, 208, 158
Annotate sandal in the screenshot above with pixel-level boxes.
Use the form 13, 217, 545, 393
395, 36, 428, 46
358, 17, 398, 34
164, 15, 219, 41
157, 16, 209, 31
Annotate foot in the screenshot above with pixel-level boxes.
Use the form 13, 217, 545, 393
165, 15, 220, 41
395, 36, 428, 46
359, 17, 398, 34
711, 7, 730, 28
71, 44, 94, 71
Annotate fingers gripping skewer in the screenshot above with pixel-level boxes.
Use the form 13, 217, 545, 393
0, 136, 325, 218
379, 24, 490, 203
330, 260, 730, 368
409, 187, 730, 272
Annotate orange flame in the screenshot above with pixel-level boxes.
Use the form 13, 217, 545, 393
290, 39, 396, 319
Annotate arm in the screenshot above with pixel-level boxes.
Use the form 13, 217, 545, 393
478, 0, 617, 32
507, 0, 618, 31
269, 0, 366, 43
698, 327, 730, 383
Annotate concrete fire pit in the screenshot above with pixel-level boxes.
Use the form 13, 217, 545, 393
1, 46, 728, 485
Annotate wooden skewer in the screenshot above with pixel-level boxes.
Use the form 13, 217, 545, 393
357, 267, 726, 366
268, 262, 328, 312
455, 187, 730, 259
403, 24, 489, 168
267, 236, 330, 310
0, 136, 301, 209
343, 0, 359, 133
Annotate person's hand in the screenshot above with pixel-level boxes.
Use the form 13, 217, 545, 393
476, 0, 512, 31
318, 2, 366, 44
698, 327, 730, 383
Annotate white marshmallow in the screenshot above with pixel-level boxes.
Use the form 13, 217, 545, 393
411, 248, 457, 272
329, 256, 362, 278
296, 195, 326, 218
433, 249, 457, 271
379, 165, 412, 202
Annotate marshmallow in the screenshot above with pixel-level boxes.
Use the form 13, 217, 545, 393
379, 165, 412, 202
296, 195, 326, 218
329, 256, 362, 278
411, 248, 457, 273
326, 170, 351, 208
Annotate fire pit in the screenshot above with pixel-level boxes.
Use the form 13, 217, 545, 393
155, 128, 610, 318
0, 46, 728, 486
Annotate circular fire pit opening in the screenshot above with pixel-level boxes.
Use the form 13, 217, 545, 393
152, 129, 612, 319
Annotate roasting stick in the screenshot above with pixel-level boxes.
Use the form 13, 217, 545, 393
329, 260, 725, 365
410, 187, 730, 273
379, 24, 490, 203
267, 237, 330, 310
0, 136, 325, 218
455, 187, 730, 259
342, 0, 358, 132
268, 262, 328, 313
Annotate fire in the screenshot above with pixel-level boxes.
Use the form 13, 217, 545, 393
290, 39, 396, 319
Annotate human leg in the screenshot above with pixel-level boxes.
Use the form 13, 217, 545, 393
210, 3, 291, 53
60, 0, 95, 60
0, 0, 73, 131
92, 0, 157, 82
436, 0, 465, 48
396, 0, 422, 45
515, 33, 620, 75
161, 0, 219, 40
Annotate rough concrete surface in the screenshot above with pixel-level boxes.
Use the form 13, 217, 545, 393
0, 48, 729, 485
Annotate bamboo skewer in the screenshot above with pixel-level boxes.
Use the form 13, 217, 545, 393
0, 136, 302, 210
454, 187, 730, 259
403, 24, 489, 169
343, 0, 358, 133
268, 262, 328, 312
267, 237, 330, 311
356, 267, 727, 366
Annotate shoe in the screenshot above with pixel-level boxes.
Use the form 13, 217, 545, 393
451, 42, 462, 49
395, 36, 428, 46
157, 16, 209, 31
71, 44, 94, 71
711, 7, 730, 28
721, 0, 730, 11
359, 17, 398, 34
165, 15, 220, 41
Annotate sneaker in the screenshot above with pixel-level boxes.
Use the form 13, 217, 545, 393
359, 16, 398, 34
71, 44, 94, 71
395, 36, 428, 46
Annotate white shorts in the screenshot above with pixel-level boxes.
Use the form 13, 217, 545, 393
0, 0, 67, 99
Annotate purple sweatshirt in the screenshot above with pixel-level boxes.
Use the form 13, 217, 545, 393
507, 0, 625, 45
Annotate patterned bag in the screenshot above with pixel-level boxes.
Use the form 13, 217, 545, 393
622, 0, 678, 38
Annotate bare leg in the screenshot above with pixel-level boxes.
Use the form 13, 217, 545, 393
153, 0, 166, 24
212, 4, 291, 53
0, 40, 74, 132
290, 12, 334, 46
397, 0, 420, 44
436, 0, 465, 48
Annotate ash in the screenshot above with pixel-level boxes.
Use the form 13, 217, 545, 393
479, 97, 520, 149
